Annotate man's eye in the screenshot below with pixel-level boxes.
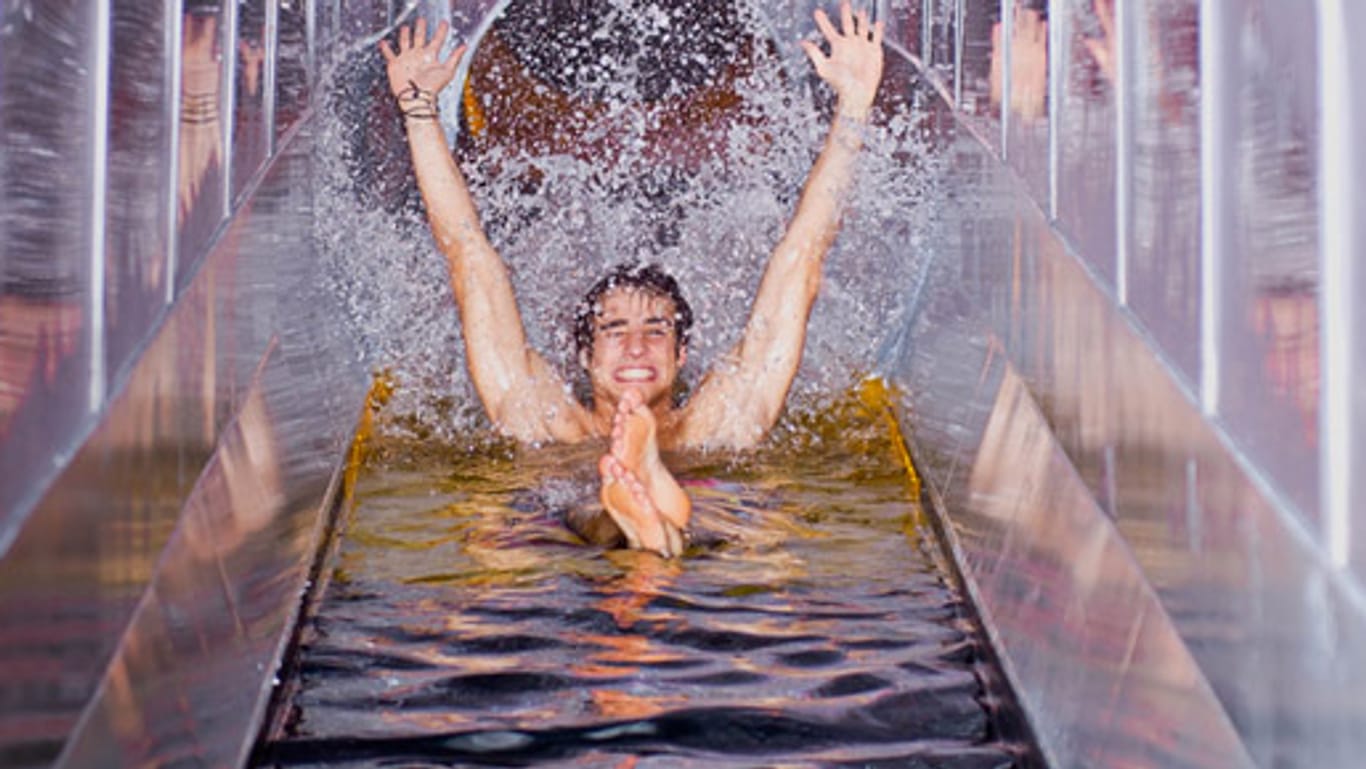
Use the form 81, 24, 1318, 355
646, 328, 668, 338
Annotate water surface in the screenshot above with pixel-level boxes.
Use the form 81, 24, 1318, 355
258, 397, 1023, 768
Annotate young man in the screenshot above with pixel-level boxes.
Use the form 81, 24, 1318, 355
380, 3, 884, 556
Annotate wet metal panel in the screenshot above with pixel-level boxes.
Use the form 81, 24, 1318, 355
176, 3, 231, 284
0, 125, 370, 767
884, 0, 923, 60
925, 0, 957, 96
966, 364, 1250, 769
1318, 1, 1366, 583
58, 335, 359, 769
276, 0, 313, 142
954, 0, 998, 146
0, 0, 101, 543
234, 0, 272, 203
1216, 0, 1320, 525
1053, 0, 1115, 286
884, 121, 1366, 766
1124, 0, 1200, 384
1001, 0, 1048, 200
106, 0, 174, 386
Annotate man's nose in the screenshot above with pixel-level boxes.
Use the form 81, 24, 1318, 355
624, 330, 647, 356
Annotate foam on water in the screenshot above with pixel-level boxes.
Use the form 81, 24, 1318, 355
316, 0, 946, 443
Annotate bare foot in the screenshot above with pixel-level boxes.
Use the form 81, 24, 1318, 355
598, 391, 691, 557
610, 391, 691, 529
599, 454, 681, 555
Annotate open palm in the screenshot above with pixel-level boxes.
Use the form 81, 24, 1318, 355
800, 1, 885, 116
379, 18, 464, 99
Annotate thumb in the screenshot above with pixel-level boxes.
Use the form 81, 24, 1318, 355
799, 39, 828, 79
441, 42, 466, 82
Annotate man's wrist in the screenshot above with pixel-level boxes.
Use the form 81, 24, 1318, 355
835, 101, 870, 123
396, 80, 440, 122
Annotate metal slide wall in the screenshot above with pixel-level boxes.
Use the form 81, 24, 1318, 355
0, 1, 1363, 767
871, 2, 1366, 766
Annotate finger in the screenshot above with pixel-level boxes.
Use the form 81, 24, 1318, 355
379, 38, 396, 63
813, 8, 838, 44
441, 42, 466, 79
414, 17, 427, 49
856, 8, 870, 40
799, 39, 828, 76
398, 23, 411, 52
840, 1, 855, 38
431, 19, 451, 51
873, 19, 884, 47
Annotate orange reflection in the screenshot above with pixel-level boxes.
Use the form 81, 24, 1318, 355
568, 552, 689, 720
1253, 288, 1319, 445
0, 297, 82, 439
990, 4, 1049, 122
178, 12, 223, 227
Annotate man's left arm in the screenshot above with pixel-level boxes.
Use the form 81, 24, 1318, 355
681, 1, 884, 448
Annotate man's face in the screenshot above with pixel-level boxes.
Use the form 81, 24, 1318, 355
583, 287, 686, 411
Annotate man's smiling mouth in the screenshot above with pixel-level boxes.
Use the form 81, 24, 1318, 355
614, 367, 657, 382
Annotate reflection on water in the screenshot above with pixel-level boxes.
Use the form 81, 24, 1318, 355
258, 396, 1024, 767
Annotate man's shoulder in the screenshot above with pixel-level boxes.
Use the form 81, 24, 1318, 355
663, 399, 765, 452
495, 394, 598, 445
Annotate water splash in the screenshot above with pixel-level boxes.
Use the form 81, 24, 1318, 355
317, 1, 946, 443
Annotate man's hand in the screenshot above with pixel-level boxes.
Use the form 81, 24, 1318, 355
379, 18, 464, 102
799, 1, 885, 120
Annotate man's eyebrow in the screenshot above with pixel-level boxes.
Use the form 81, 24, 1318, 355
596, 317, 674, 330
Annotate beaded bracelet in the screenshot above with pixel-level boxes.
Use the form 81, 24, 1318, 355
397, 79, 439, 121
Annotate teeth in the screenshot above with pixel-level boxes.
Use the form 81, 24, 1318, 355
617, 369, 653, 381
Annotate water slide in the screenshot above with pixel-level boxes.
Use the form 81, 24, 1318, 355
1, 1, 1364, 767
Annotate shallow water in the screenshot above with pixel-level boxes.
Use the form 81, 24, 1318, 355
256, 398, 1024, 768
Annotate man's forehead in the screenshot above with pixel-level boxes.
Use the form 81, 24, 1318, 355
594, 286, 676, 316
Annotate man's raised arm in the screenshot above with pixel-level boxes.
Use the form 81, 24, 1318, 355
681, 2, 884, 448
381, 20, 584, 441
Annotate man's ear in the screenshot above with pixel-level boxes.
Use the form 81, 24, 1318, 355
578, 348, 590, 371
678, 344, 688, 368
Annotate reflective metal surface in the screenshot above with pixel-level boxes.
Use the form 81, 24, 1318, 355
1054, 0, 1117, 286
0, 1, 101, 542
1125, 0, 1200, 382
0, 1, 378, 766
175, 2, 230, 287
1320, 1, 1366, 581
1, 0, 1364, 766
882, 0, 1366, 757
882, 128, 1366, 767
233, 0, 270, 202
1002, 0, 1048, 199
107, 1, 174, 385
1216, 0, 1321, 526
276, 0, 312, 143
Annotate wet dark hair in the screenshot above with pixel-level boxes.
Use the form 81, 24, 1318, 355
573, 262, 693, 361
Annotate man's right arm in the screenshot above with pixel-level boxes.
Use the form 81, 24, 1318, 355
383, 20, 586, 441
